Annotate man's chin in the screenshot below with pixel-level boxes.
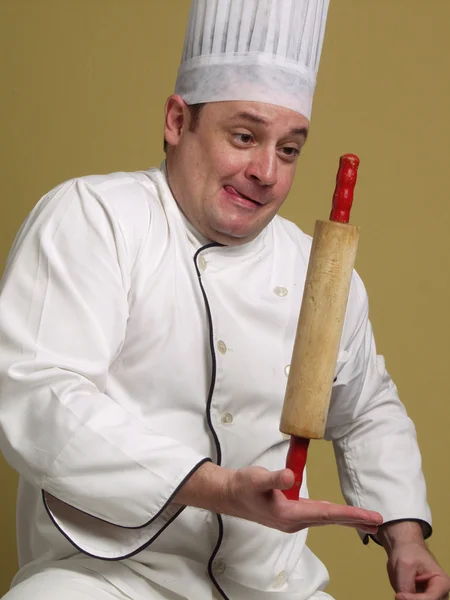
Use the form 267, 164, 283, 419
210, 225, 261, 247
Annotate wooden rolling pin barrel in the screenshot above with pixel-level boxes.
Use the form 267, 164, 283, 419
280, 154, 361, 500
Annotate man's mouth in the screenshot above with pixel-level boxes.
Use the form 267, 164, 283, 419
223, 185, 262, 205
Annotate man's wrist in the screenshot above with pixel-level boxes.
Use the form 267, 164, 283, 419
173, 462, 236, 514
376, 520, 426, 553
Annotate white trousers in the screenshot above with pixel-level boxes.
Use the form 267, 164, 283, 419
2, 564, 333, 600
1, 565, 187, 600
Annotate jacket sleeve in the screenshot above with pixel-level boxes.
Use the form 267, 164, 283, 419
325, 272, 432, 543
0, 178, 210, 559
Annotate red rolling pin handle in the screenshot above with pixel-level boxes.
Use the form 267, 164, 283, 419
282, 153, 360, 500
284, 437, 310, 500
330, 154, 360, 224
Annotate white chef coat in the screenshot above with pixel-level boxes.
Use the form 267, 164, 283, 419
0, 165, 431, 600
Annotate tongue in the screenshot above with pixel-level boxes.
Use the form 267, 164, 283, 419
225, 186, 249, 201
225, 185, 241, 196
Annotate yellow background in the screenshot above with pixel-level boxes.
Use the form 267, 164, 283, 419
0, 0, 449, 597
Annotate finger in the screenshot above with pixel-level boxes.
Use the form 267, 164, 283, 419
301, 497, 383, 518
254, 469, 295, 492
415, 573, 445, 583
395, 573, 450, 600
291, 499, 383, 526
396, 592, 449, 600
337, 522, 380, 535
278, 469, 296, 490
303, 520, 380, 534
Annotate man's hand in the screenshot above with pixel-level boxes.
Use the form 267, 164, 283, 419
378, 522, 450, 600
174, 462, 382, 534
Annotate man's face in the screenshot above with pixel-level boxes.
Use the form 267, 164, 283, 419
165, 98, 309, 246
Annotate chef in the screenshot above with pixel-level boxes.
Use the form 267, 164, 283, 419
0, 1, 448, 599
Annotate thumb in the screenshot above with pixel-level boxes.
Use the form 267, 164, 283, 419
253, 469, 294, 492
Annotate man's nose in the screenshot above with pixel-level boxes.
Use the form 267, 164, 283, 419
246, 149, 277, 186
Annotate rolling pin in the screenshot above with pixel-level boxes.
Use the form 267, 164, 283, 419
280, 154, 360, 500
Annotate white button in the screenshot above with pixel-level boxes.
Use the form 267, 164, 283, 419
214, 560, 227, 575
221, 412, 233, 425
217, 340, 227, 354
198, 256, 207, 272
284, 364, 290, 377
274, 286, 288, 297
281, 432, 290, 441
274, 570, 286, 588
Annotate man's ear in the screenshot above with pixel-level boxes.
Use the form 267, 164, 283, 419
164, 94, 189, 147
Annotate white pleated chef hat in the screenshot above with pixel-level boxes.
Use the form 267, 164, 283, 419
175, 0, 330, 121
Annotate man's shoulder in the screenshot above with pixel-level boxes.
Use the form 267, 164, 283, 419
72, 167, 166, 214
39, 167, 168, 237
15, 168, 170, 272
78, 167, 160, 189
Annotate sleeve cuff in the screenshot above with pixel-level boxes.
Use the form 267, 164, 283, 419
43, 457, 212, 560
362, 518, 433, 546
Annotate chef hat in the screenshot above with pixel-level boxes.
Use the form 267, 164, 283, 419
174, 0, 330, 120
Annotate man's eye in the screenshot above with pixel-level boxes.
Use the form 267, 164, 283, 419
282, 147, 300, 157
234, 133, 253, 144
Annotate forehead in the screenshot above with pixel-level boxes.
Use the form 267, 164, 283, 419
202, 100, 310, 134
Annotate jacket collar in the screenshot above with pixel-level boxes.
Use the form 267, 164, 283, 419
158, 161, 268, 259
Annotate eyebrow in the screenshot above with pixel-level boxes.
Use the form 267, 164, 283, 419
230, 111, 309, 139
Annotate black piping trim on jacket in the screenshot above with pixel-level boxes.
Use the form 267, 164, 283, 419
42, 457, 213, 560
193, 243, 229, 600
363, 518, 433, 546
